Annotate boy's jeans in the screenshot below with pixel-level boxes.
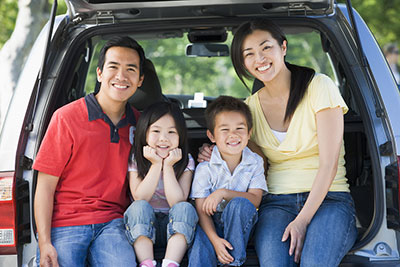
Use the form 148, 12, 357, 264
36, 218, 136, 267
124, 200, 198, 246
254, 192, 357, 267
188, 197, 258, 266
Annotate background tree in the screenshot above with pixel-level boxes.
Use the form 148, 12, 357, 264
0, 0, 66, 127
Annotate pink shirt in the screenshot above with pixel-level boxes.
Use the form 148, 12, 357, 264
129, 154, 195, 213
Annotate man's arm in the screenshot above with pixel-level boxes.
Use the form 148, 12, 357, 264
34, 172, 60, 267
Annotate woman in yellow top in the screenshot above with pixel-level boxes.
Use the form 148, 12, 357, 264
198, 19, 357, 266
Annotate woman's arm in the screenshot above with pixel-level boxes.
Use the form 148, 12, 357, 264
282, 107, 344, 262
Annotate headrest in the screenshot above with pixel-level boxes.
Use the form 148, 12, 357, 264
129, 58, 167, 111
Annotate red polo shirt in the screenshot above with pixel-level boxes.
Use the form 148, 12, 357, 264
33, 94, 140, 227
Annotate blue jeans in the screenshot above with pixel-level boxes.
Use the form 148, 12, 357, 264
36, 218, 136, 267
255, 192, 358, 267
188, 197, 258, 266
124, 200, 198, 246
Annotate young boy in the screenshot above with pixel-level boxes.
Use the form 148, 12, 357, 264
188, 95, 268, 266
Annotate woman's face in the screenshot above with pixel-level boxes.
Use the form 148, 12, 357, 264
242, 29, 287, 84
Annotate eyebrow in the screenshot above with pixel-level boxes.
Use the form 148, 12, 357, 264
242, 39, 271, 52
107, 61, 138, 68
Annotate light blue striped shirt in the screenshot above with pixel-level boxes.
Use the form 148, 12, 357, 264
190, 146, 268, 208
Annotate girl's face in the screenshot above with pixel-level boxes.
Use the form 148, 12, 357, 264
146, 114, 180, 158
242, 29, 287, 84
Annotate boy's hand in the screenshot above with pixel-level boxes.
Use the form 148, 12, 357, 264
164, 148, 182, 167
203, 189, 224, 216
212, 237, 234, 264
143, 146, 163, 165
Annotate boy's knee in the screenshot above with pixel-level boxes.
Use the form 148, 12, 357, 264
227, 197, 254, 211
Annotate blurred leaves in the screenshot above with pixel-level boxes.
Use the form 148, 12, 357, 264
0, 0, 67, 49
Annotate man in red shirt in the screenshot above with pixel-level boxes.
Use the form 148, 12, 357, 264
33, 36, 144, 267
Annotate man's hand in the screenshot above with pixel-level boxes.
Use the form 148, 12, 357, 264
281, 217, 309, 263
143, 145, 163, 165
39, 243, 59, 267
164, 148, 182, 167
212, 237, 234, 265
202, 189, 224, 216
197, 143, 214, 163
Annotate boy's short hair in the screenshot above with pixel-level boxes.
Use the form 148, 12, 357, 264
97, 36, 145, 76
205, 95, 253, 134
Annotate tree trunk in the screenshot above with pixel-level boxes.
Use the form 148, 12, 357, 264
0, 0, 49, 127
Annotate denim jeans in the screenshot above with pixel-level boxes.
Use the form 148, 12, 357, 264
254, 192, 358, 267
124, 200, 198, 247
35, 218, 136, 267
188, 197, 258, 266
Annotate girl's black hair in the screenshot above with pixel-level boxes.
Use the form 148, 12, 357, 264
131, 101, 189, 179
231, 18, 315, 122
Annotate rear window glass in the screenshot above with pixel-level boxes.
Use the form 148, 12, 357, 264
84, 30, 334, 99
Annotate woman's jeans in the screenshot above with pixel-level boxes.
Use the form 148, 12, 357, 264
124, 200, 198, 247
255, 192, 358, 267
188, 197, 258, 266
36, 218, 136, 267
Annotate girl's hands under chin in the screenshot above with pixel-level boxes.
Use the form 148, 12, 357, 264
164, 148, 182, 166
143, 145, 163, 165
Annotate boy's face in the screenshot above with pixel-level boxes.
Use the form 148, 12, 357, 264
207, 111, 251, 159
96, 46, 144, 105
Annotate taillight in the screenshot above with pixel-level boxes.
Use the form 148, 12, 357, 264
0, 172, 17, 254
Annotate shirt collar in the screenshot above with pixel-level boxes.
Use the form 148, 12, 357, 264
85, 93, 136, 127
209, 146, 258, 166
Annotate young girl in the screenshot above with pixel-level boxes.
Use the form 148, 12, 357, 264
124, 102, 198, 267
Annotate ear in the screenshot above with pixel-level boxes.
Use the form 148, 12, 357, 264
248, 128, 253, 139
96, 67, 103, 83
138, 74, 144, 88
206, 130, 215, 143
282, 40, 287, 56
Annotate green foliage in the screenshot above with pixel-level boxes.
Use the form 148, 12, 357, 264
0, 0, 18, 49
340, 0, 400, 46
0, 0, 67, 49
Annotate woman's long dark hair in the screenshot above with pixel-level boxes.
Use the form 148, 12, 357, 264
231, 18, 315, 122
131, 101, 189, 179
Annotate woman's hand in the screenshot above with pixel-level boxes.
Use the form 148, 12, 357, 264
164, 148, 182, 167
197, 143, 214, 162
143, 145, 163, 165
281, 217, 309, 263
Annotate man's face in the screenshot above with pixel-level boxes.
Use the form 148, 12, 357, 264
96, 46, 144, 104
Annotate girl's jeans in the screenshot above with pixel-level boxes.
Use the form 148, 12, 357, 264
188, 197, 258, 266
255, 192, 358, 267
124, 200, 198, 247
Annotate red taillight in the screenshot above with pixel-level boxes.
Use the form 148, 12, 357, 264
0, 172, 17, 254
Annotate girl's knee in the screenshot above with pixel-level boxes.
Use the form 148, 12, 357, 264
169, 202, 198, 224
124, 200, 154, 225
